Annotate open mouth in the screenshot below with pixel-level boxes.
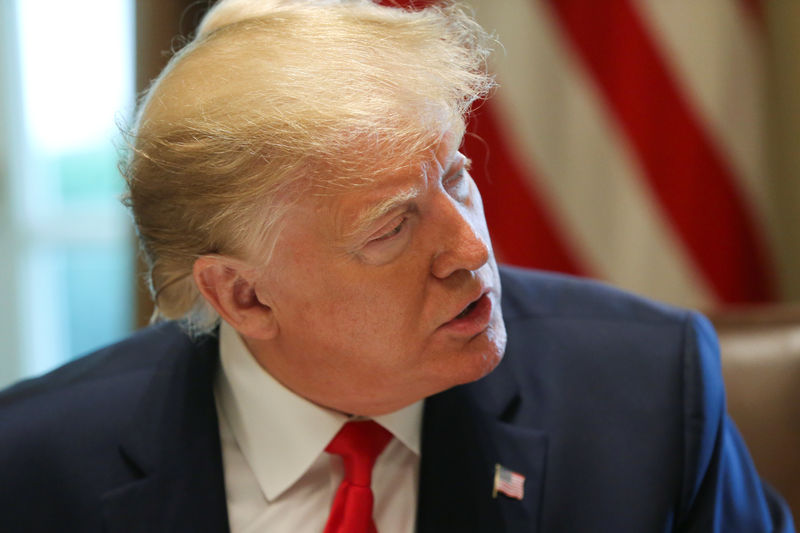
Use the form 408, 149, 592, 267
440, 292, 492, 335
455, 296, 481, 320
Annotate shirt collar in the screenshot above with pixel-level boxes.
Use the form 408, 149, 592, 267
215, 321, 422, 501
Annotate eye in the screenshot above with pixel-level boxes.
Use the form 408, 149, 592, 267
443, 168, 464, 187
369, 216, 407, 243
443, 155, 471, 199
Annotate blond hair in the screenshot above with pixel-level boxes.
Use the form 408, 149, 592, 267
123, 0, 495, 334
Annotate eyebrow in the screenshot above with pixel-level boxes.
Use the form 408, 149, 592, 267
344, 186, 422, 240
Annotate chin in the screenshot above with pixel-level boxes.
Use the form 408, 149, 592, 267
451, 321, 507, 387
483, 317, 508, 368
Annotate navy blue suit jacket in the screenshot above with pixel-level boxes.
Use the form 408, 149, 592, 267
0, 267, 794, 532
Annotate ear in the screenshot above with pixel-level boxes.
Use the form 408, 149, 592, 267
192, 255, 279, 340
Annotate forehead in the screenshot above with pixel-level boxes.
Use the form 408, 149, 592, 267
307, 132, 462, 236
315, 128, 461, 193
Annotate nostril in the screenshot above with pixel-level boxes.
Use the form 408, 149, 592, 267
430, 236, 490, 280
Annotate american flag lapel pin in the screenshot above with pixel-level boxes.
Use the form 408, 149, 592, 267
493, 463, 525, 500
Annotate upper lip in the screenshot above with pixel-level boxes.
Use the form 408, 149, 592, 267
447, 286, 490, 323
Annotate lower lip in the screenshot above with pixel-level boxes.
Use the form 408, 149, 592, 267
440, 293, 493, 337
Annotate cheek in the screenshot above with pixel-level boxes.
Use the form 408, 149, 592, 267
334, 279, 416, 333
284, 275, 402, 341
321, 279, 431, 365
269, 235, 432, 352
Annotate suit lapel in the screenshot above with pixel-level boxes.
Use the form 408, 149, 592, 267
101, 331, 230, 533
417, 355, 547, 533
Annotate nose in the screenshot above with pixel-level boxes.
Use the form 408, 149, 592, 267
430, 194, 491, 279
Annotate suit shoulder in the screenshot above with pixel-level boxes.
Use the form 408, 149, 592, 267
499, 265, 691, 326
0, 321, 197, 402
0, 322, 219, 526
0, 321, 209, 448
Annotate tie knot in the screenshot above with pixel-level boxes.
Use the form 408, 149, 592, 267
326, 420, 393, 486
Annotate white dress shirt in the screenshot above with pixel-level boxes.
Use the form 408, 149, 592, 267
214, 321, 422, 533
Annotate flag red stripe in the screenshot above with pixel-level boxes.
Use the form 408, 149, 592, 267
545, 0, 775, 302
464, 102, 587, 275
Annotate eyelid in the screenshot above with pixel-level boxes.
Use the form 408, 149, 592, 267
344, 186, 420, 242
368, 214, 408, 243
444, 153, 470, 179
443, 156, 470, 189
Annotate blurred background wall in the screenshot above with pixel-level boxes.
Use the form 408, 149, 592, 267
0, 0, 136, 387
1, 0, 798, 388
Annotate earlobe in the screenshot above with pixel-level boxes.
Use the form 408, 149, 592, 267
192, 255, 279, 340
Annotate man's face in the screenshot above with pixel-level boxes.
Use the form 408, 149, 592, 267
246, 133, 506, 415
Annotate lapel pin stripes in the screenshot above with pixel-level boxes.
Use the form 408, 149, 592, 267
493, 463, 525, 500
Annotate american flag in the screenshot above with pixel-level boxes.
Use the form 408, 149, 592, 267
493, 464, 525, 500
383, 0, 782, 309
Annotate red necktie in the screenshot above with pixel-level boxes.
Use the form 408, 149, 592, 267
324, 420, 393, 533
